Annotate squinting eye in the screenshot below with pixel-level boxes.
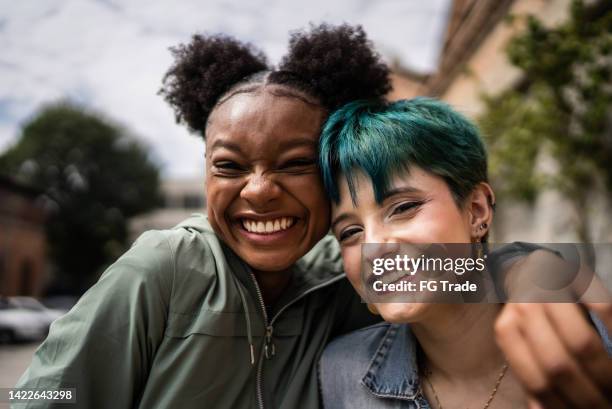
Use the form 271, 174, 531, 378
339, 227, 362, 242
280, 158, 316, 170
214, 161, 245, 172
391, 201, 423, 216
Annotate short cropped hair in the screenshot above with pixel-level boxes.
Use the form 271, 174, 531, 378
319, 97, 488, 207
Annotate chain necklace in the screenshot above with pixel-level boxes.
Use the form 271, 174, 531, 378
421, 362, 509, 409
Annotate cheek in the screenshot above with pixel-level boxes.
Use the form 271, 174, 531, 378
405, 205, 471, 243
291, 174, 331, 229
205, 177, 239, 230
341, 246, 364, 292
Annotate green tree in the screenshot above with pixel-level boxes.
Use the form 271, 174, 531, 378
0, 102, 162, 294
478, 0, 612, 241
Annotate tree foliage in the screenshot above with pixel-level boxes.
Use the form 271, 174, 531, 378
0, 102, 162, 294
478, 1, 612, 203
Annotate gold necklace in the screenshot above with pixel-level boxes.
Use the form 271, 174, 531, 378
421, 363, 509, 409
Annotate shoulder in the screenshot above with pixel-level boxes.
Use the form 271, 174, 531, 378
98, 215, 221, 304
96, 228, 175, 297
297, 234, 343, 277
320, 322, 393, 391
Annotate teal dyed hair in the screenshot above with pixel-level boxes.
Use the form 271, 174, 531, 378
319, 97, 488, 206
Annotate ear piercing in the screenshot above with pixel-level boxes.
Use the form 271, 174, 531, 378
480, 222, 488, 230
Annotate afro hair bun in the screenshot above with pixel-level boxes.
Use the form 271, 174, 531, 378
159, 34, 268, 135
279, 23, 391, 111
160, 24, 391, 136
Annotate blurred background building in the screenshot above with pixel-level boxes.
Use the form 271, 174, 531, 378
0, 176, 47, 297
389, 0, 612, 244
128, 177, 206, 241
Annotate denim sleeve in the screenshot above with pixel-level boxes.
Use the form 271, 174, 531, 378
590, 311, 612, 357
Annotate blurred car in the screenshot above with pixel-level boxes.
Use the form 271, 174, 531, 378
0, 296, 66, 343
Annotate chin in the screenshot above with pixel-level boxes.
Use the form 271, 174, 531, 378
243, 252, 296, 273
377, 302, 430, 324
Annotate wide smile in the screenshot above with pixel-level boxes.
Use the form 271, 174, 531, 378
235, 216, 301, 244
241, 216, 296, 234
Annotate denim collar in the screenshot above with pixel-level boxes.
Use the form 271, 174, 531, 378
360, 324, 421, 400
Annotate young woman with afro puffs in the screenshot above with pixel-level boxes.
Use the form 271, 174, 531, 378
15, 24, 391, 409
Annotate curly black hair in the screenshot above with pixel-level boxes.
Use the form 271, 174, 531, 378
159, 23, 391, 137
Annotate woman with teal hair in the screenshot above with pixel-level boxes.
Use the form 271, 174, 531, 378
318, 98, 612, 409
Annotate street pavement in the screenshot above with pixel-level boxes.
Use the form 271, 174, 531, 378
0, 343, 40, 409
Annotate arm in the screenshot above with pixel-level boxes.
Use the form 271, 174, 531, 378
12, 231, 174, 409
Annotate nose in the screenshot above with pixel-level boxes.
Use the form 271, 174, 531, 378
364, 224, 395, 245
240, 172, 282, 210
363, 224, 401, 262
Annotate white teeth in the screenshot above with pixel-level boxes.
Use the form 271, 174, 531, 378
241, 217, 296, 234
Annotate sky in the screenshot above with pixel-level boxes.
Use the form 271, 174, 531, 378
0, 0, 451, 178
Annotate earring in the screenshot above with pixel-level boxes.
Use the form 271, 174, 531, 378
367, 303, 379, 315
480, 222, 488, 230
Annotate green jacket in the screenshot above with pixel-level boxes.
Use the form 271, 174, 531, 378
14, 215, 377, 409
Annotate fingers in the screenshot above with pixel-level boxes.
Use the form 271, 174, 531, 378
526, 397, 544, 409
495, 304, 567, 409
495, 303, 612, 409
545, 303, 612, 396
522, 304, 611, 408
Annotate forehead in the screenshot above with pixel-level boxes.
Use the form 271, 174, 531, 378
334, 167, 447, 212
206, 90, 325, 153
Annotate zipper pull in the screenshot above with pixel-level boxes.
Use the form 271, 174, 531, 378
264, 325, 275, 359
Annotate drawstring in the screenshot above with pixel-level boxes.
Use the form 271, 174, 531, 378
234, 276, 256, 365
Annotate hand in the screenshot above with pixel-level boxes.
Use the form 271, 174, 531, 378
495, 302, 612, 408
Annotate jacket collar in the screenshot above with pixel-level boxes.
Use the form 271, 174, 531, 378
361, 324, 422, 400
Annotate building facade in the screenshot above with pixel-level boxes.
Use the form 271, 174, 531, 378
389, 0, 611, 243
0, 176, 48, 297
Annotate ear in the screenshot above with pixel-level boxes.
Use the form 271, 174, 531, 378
468, 182, 495, 241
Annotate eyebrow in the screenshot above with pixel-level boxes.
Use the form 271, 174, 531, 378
330, 213, 353, 232
210, 139, 243, 153
211, 137, 316, 153
278, 137, 317, 150
330, 185, 424, 231
381, 185, 424, 201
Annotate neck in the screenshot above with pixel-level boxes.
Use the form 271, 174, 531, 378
412, 304, 504, 381
252, 268, 292, 307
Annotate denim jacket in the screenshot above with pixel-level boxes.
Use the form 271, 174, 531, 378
319, 317, 612, 409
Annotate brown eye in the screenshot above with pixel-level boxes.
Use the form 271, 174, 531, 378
339, 227, 362, 242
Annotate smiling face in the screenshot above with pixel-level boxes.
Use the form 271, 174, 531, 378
331, 167, 492, 323
205, 87, 330, 272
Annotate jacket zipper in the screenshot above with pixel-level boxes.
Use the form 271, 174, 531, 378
248, 272, 269, 409
248, 271, 345, 409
